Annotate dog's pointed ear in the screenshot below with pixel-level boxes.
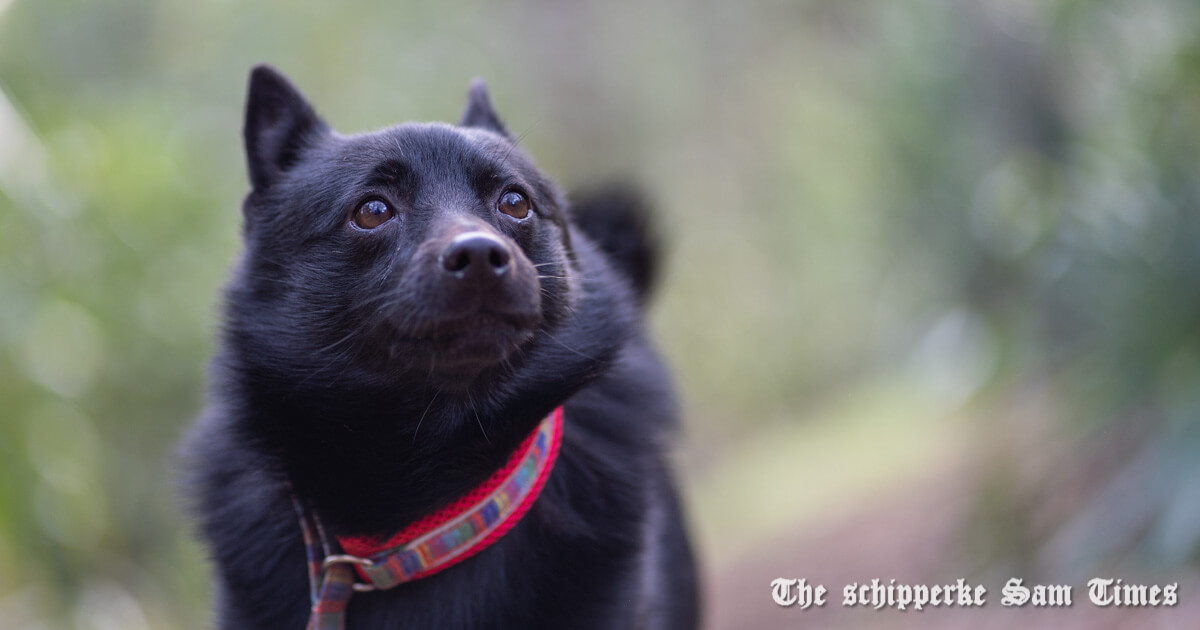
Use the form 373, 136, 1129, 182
243, 64, 328, 191
458, 78, 508, 136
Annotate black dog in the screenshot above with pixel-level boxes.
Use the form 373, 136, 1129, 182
183, 65, 698, 629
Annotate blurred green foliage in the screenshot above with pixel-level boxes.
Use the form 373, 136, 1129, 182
1, 0, 1198, 627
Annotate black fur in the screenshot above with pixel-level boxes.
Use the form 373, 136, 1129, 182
183, 65, 699, 629
570, 184, 660, 304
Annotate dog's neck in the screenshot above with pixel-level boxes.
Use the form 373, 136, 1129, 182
230, 330, 621, 539
226, 239, 637, 537
234, 376, 558, 537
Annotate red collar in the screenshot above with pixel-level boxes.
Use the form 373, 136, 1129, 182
292, 407, 564, 629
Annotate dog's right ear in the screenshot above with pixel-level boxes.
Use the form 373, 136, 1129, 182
458, 79, 508, 136
243, 64, 328, 191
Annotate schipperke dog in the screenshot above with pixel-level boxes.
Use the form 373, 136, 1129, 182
182, 65, 699, 629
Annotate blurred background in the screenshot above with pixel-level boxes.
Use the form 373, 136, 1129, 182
2, 0, 1199, 628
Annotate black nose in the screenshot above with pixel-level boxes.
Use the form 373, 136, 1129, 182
440, 232, 512, 280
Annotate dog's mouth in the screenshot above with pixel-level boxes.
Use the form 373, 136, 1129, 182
398, 310, 539, 372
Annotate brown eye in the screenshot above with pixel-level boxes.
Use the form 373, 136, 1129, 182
352, 198, 395, 229
498, 190, 531, 219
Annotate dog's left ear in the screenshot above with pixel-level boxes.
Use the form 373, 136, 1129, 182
458, 78, 508, 136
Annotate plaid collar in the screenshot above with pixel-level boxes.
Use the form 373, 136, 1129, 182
291, 407, 565, 630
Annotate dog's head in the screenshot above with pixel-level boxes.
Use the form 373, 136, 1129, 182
226, 66, 579, 392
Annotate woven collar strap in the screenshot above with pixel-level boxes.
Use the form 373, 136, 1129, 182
293, 407, 564, 630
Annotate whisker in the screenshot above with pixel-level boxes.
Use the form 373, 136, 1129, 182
465, 390, 492, 446
412, 386, 444, 445
496, 124, 536, 171
542, 330, 598, 361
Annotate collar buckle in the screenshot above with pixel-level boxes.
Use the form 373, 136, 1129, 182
320, 554, 377, 592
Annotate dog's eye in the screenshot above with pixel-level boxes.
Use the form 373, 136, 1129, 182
352, 198, 395, 229
497, 190, 531, 219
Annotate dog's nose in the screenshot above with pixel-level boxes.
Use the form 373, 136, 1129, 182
440, 231, 511, 280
